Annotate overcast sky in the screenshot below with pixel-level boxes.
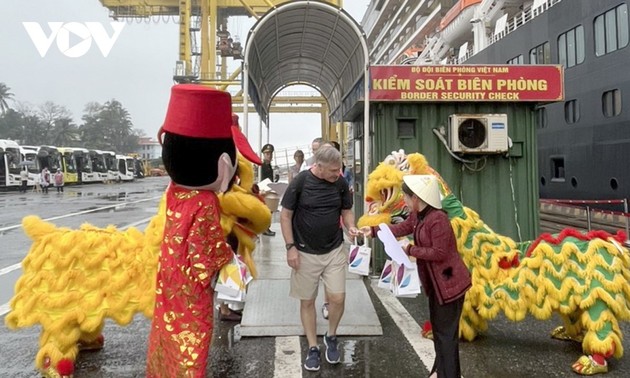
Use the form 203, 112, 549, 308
1, 0, 369, 152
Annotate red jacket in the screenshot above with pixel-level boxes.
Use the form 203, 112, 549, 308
374, 207, 471, 305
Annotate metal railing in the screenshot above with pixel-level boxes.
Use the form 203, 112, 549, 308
488, 0, 562, 46
449, 0, 563, 64
540, 198, 630, 245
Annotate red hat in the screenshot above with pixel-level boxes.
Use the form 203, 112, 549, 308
161, 84, 261, 164
163, 84, 232, 139
231, 114, 262, 165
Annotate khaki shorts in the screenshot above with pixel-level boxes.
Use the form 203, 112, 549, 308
290, 244, 347, 300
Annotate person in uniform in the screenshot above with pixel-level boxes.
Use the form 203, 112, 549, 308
260, 143, 276, 236
261, 143, 275, 181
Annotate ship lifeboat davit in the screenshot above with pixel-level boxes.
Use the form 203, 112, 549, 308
439, 0, 482, 45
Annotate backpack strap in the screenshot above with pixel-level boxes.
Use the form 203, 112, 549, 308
293, 169, 346, 205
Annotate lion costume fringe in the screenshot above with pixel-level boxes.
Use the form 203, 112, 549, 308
5, 155, 271, 378
358, 150, 630, 375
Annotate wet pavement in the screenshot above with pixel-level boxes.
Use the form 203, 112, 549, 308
1, 177, 629, 377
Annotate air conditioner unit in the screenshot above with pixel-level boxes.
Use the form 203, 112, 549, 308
448, 114, 508, 153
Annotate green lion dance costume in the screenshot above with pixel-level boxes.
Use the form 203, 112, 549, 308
5, 154, 271, 378
357, 150, 630, 375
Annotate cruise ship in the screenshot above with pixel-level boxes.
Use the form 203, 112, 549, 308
361, 0, 630, 206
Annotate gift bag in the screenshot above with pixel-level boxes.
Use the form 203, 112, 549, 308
348, 238, 371, 276
214, 253, 250, 300
378, 259, 394, 289
391, 261, 421, 298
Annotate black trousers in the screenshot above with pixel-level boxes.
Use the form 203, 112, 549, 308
428, 292, 464, 378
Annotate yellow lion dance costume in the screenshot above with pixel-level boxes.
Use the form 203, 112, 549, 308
358, 150, 630, 375
5, 155, 271, 378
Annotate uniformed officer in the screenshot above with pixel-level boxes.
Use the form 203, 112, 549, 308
261, 143, 276, 236
261, 143, 274, 182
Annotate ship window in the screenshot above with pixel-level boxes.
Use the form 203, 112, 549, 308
571, 177, 578, 188
536, 106, 548, 128
602, 89, 622, 117
564, 100, 580, 124
558, 26, 584, 68
610, 178, 619, 190
397, 119, 416, 139
529, 42, 550, 64
594, 4, 629, 57
507, 55, 523, 64
551, 157, 565, 182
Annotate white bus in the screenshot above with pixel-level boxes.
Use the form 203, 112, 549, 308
70, 147, 99, 183
116, 154, 135, 181
19, 145, 41, 186
102, 150, 119, 182
89, 149, 109, 182
0, 139, 22, 188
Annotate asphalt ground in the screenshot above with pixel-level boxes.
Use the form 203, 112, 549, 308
1, 177, 629, 377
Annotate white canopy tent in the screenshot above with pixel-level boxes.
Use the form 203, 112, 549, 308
242, 0, 370, 214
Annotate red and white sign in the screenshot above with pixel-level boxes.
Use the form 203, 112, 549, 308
370, 65, 564, 102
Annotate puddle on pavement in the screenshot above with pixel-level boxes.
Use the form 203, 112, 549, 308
342, 339, 358, 367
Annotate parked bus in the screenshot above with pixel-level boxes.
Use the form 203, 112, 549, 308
116, 154, 135, 181
89, 149, 109, 182
70, 147, 99, 183
0, 139, 22, 188
20, 145, 41, 186
37, 146, 62, 173
102, 150, 119, 182
134, 158, 145, 178
128, 153, 146, 178
56, 147, 78, 184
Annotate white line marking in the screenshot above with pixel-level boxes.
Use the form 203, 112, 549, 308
371, 279, 436, 370
0, 263, 20, 276
274, 336, 303, 378
120, 216, 155, 230
0, 196, 162, 233
0, 303, 9, 317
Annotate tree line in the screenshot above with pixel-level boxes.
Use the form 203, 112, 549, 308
0, 82, 143, 153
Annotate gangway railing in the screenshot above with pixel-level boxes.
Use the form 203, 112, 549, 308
540, 198, 630, 246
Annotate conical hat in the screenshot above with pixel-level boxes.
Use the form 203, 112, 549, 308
402, 175, 442, 209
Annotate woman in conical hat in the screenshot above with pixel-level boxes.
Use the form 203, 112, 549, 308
362, 174, 471, 378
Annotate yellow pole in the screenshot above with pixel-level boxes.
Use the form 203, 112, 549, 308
179, 0, 191, 74
200, 0, 217, 84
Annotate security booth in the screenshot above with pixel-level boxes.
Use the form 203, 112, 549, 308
344, 64, 563, 269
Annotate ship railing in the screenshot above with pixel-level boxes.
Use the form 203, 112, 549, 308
540, 198, 630, 246
488, 0, 562, 47
452, 46, 475, 65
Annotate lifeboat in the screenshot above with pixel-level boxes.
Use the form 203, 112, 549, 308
438, 0, 482, 45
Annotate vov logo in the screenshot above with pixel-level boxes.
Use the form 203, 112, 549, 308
23, 22, 125, 58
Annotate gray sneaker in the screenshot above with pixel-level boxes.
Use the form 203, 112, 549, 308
304, 346, 321, 371
324, 333, 340, 364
